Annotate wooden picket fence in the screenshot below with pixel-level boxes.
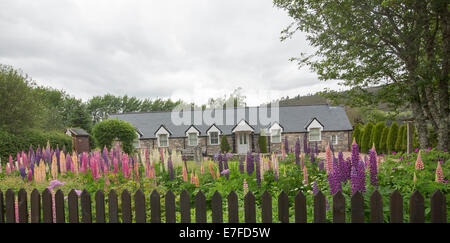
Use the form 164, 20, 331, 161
0, 188, 446, 223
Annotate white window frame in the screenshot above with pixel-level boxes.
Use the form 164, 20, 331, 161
188, 132, 198, 146
271, 129, 281, 143
158, 134, 169, 147
309, 128, 322, 141
209, 131, 219, 145
331, 135, 338, 145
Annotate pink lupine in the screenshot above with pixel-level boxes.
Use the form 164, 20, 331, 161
134, 156, 139, 181
415, 151, 424, 170
160, 148, 164, 164
6, 163, 10, 175
122, 154, 129, 178
303, 166, 308, 184
325, 144, 333, 174
27, 168, 32, 182
435, 162, 444, 183
113, 157, 118, 174
243, 179, 248, 195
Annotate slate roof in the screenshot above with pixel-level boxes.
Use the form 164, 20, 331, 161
109, 105, 353, 139
66, 128, 89, 136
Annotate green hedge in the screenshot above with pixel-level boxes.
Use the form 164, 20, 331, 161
379, 126, 389, 154
360, 123, 374, 153
0, 128, 72, 161
387, 122, 399, 153
220, 135, 231, 153
371, 122, 385, 152
91, 119, 137, 154
258, 135, 268, 153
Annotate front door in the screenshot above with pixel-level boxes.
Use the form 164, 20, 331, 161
238, 132, 249, 154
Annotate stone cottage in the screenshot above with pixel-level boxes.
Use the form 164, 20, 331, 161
109, 104, 353, 156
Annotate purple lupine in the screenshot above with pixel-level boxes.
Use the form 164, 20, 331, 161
284, 137, 289, 154
351, 142, 359, 169
19, 167, 26, 179
55, 146, 60, 172
103, 146, 109, 167
218, 153, 223, 174
350, 165, 358, 195
303, 134, 308, 154
358, 160, 366, 193
239, 156, 244, 174
246, 152, 254, 176
313, 181, 319, 195
318, 161, 324, 171
338, 152, 346, 183
330, 157, 342, 194
295, 138, 300, 166
168, 157, 174, 181
310, 152, 315, 163
369, 149, 378, 188
255, 150, 261, 188
223, 154, 229, 180
315, 142, 319, 155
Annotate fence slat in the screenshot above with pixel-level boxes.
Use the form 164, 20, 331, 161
351, 191, 364, 223
108, 190, 119, 223
18, 189, 28, 223
278, 191, 289, 223
430, 190, 446, 223
81, 190, 92, 223
95, 190, 105, 223
5, 189, 15, 223
180, 190, 191, 223
244, 191, 256, 223
333, 191, 345, 223
121, 189, 132, 223
151, 190, 161, 223
261, 190, 272, 223
390, 190, 403, 223
295, 191, 307, 223
68, 189, 79, 223
30, 189, 40, 223
195, 191, 207, 223
42, 188, 53, 223
165, 190, 176, 223
409, 190, 424, 223
55, 189, 65, 223
211, 191, 223, 223
227, 191, 239, 223
134, 190, 146, 223
0, 190, 4, 223
370, 190, 383, 223
314, 191, 326, 223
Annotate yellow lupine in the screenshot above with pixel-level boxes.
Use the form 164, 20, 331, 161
51, 154, 58, 179
60, 153, 66, 175
72, 152, 78, 176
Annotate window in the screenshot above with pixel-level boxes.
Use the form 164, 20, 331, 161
158, 134, 168, 147
309, 128, 321, 141
210, 132, 219, 145
188, 132, 198, 146
133, 139, 140, 149
331, 135, 338, 145
271, 129, 281, 143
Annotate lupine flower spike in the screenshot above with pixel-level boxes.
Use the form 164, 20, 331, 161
435, 162, 444, 183
415, 151, 424, 170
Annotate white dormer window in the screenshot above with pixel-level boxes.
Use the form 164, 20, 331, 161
209, 132, 219, 145
306, 118, 323, 142
269, 123, 283, 143
158, 134, 168, 147
188, 132, 198, 146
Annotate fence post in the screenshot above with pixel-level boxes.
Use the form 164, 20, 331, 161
351, 191, 364, 223
370, 190, 383, 223
121, 189, 132, 223
42, 188, 53, 223
0, 190, 4, 223
261, 191, 272, 223
389, 190, 403, 223
165, 190, 176, 223
68, 189, 79, 223
333, 191, 345, 223
150, 190, 161, 223
211, 191, 223, 223
18, 189, 28, 223
295, 191, 307, 223
244, 191, 256, 223
108, 190, 119, 223
227, 191, 239, 223
134, 189, 146, 223
278, 191, 289, 223
95, 190, 105, 223
314, 191, 326, 223
195, 191, 207, 223
409, 190, 424, 223
30, 189, 41, 223
180, 190, 191, 223
430, 190, 446, 223
5, 189, 15, 223
55, 189, 65, 223
81, 190, 92, 223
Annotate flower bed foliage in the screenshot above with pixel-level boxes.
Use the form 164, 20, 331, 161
0, 140, 447, 223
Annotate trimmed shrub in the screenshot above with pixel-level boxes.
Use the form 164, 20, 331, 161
258, 135, 268, 153
395, 124, 406, 152
360, 123, 374, 153
220, 135, 231, 153
91, 119, 137, 154
387, 122, 399, 153
352, 123, 363, 145
379, 126, 389, 154
371, 122, 385, 152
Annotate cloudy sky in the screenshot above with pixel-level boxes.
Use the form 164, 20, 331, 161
0, 0, 341, 106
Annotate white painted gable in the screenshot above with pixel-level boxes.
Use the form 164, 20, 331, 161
155, 126, 170, 136
269, 122, 283, 133
185, 126, 200, 136
306, 118, 323, 131
232, 120, 254, 133
207, 124, 221, 135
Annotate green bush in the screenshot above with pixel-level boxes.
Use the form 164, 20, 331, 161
371, 122, 385, 152
379, 126, 389, 154
360, 123, 374, 153
91, 119, 137, 154
387, 122, 399, 153
258, 135, 268, 153
395, 124, 406, 152
352, 123, 363, 145
220, 135, 231, 153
